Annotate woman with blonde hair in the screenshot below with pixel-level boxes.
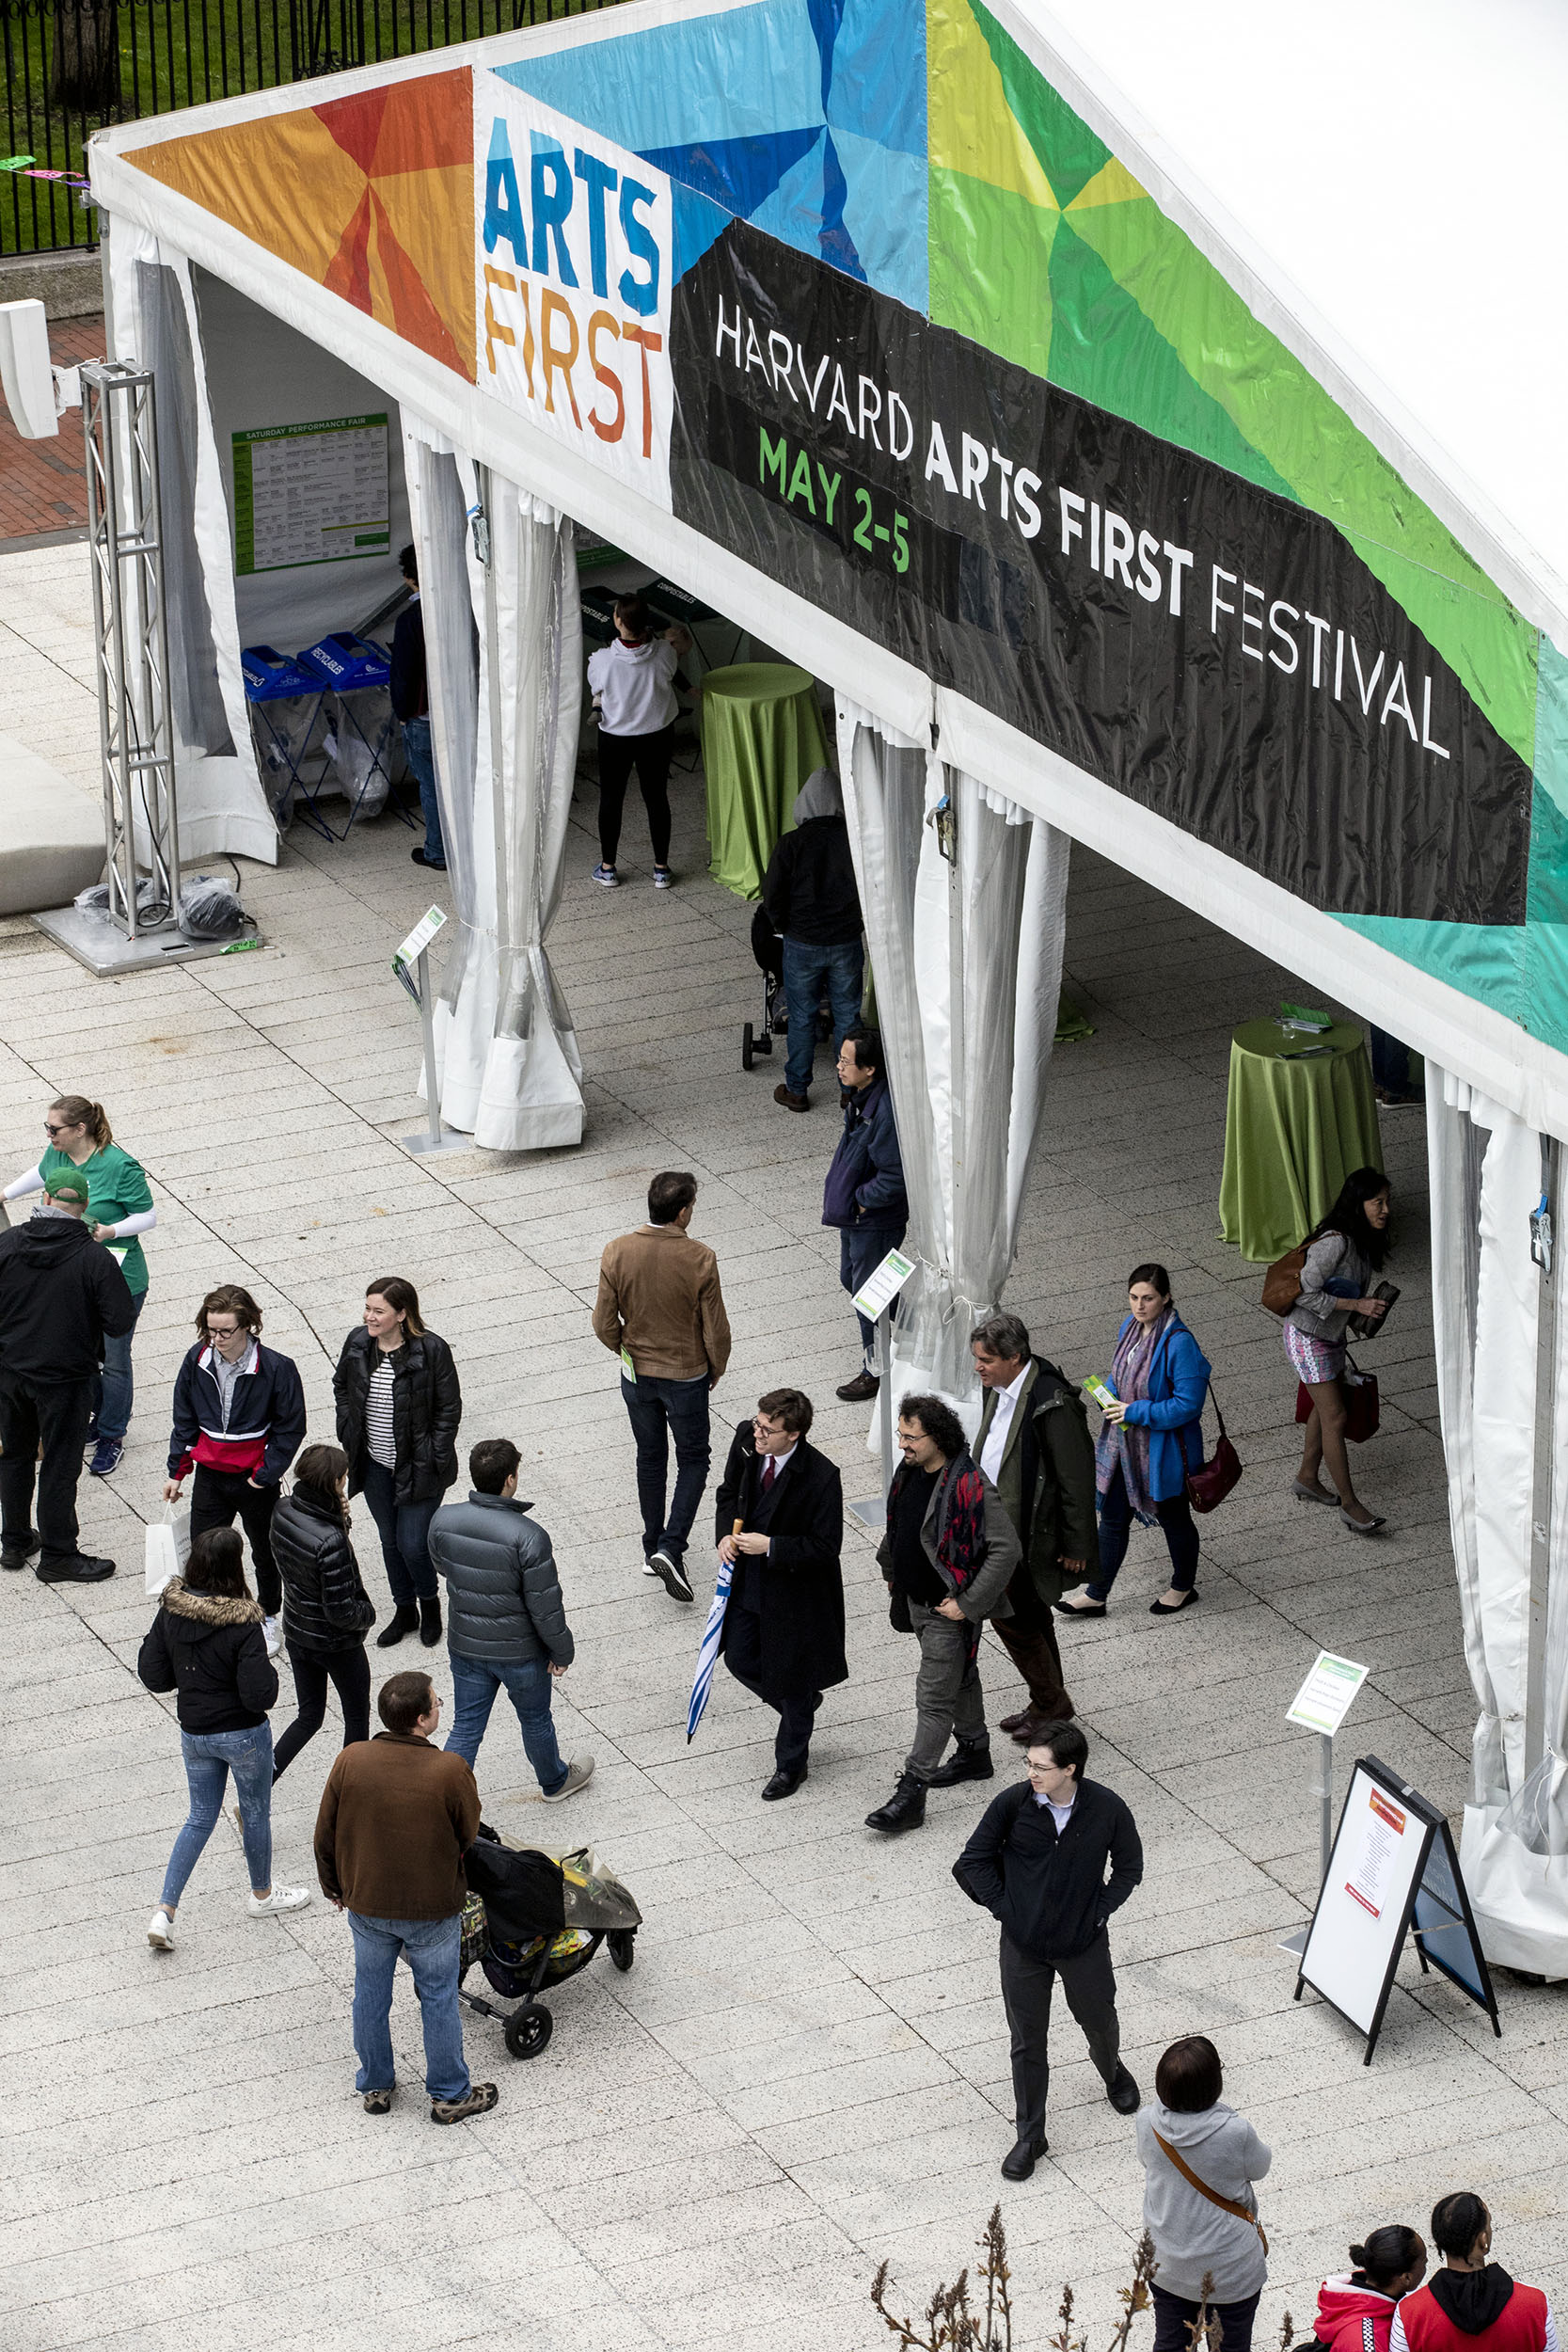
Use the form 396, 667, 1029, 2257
4, 1093, 155, 1477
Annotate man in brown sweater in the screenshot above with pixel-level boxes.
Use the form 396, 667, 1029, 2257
593, 1169, 731, 1604
314, 1668, 494, 2122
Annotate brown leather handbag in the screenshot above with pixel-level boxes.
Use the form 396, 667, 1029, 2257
1261, 1244, 1307, 1317
1152, 2129, 1268, 2257
1185, 1381, 1243, 1515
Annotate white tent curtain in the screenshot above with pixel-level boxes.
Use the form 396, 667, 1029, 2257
1429, 1068, 1568, 1971
105, 224, 277, 864
402, 416, 584, 1150
836, 698, 1069, 1410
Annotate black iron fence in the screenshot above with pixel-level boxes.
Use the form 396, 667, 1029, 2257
0, 0, 619, 255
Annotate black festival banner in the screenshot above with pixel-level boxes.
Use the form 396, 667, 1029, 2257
669, 218, 1530, 927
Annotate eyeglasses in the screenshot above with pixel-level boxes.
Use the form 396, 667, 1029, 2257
204, 1324, 243, 1340
43, 1121, 69, 1136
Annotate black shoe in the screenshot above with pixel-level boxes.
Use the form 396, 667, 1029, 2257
411, 846, 448, 869
376, 1603, 420, 1648
865, 1773, 927, 1834
1001, 2132, 1047, 2181
1106, 2065, 1141, 2115
419, 1594, 443, 1647
762, 1766, 806, 1802
36, 1553, 115, 1583
1, 1529, 40, 1572
925, 1738, 994, 1788
836, 1370, 880, 1403
645, 1548, 694, 1604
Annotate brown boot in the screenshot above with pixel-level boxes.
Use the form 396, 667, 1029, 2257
1010, 1709, 1061, 1746
997, 1708, 1032, 1735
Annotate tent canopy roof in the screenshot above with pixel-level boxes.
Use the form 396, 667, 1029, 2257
1013, 0, 1568, 650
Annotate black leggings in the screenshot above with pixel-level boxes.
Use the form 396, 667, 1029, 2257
597, 725, 673, 865
271, 1643, 372, 1780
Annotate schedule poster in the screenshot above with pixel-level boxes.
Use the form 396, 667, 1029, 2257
232, 413, 390, 576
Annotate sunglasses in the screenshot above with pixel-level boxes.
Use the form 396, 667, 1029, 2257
43, 1120, 71, 1136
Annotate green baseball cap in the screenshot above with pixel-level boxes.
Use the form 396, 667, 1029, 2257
43, 1168, 91, 1208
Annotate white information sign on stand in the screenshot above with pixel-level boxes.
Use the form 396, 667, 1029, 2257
390, 906, 467, 1158
851, 1247, 915, 1323
395, 903, 448, 971
1288, 1651, 1370, 1736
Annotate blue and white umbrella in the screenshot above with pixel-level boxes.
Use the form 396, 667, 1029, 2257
686, 1553, 734, 1742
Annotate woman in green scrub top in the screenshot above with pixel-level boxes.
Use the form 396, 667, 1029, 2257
3, 1095, 156, 1477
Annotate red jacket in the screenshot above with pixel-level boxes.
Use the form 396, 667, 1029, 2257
1399, 2278, 1549, 2352
1315, 2279, 1401, 2352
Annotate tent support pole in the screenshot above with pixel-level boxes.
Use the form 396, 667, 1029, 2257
1525, 1135, 1560, 1779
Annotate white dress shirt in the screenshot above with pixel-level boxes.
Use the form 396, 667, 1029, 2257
979, 1363, 1032, 1486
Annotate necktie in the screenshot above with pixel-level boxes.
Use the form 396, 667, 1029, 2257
762, 1455, 776, 1492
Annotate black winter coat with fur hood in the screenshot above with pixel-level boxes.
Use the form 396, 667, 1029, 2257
137, 1578, 278, 1734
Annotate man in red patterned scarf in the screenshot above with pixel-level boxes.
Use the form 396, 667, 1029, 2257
865, 1392, 1021, 1836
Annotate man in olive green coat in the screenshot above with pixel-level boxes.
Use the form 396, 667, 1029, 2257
970, 1311, 1097, 1743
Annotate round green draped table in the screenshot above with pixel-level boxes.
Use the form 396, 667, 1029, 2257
1219, 1018, 1385, 1263
700, 662, 829, 900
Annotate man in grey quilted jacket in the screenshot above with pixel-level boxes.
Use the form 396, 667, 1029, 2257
429, 1438, 594, 1802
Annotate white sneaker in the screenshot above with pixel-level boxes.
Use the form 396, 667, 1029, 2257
148, 1908, 175, 1950
542, 1755, 595, 1803
262, 1615, 283, 1659
247, 1884, 312, 1917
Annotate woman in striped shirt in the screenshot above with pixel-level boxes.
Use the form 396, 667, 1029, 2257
332, 1277, 461, 1651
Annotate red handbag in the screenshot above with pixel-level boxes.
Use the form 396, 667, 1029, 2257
1293, 1359, 1381, 1443
1185, 1381, 1243, 1514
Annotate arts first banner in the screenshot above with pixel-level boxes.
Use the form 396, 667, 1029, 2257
473, 69, 674, 511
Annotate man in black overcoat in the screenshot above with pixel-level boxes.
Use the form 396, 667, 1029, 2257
716, 1386, 847, 1801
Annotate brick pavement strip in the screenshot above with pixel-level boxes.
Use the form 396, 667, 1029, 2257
0, 543, 1563, 2350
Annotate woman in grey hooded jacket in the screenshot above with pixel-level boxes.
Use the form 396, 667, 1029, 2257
1135, 2035, 1272, 2352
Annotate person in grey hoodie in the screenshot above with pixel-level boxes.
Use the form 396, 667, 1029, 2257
1136, 2035, 1272, 2352
429, 1437, 594, 1803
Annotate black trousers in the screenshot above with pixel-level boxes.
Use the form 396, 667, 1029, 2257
272, 1643, 372, 1780
190, 1465, 281, 1615
999, 1929, 1120, 2142
0, 1370, 91, 1564
1152, 2288, 1260, 2352
723, 1598, 820, 1775
993, 1573, 1075, 1719
597, 725, 674, 866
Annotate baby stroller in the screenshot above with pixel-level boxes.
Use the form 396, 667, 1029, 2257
458, 1825, 641, 2060
743, 903, 786, 1071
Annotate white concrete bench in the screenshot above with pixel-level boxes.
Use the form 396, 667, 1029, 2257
0, 730, 103, 914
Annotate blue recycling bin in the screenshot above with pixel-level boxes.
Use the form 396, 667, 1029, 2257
295, 631, 409, 837
242, 644, 328, 834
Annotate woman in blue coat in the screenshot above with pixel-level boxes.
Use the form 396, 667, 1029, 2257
1058, 1263, 1211, 1619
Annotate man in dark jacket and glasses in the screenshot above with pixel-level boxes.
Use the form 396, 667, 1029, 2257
955, 1719, 1143, 2179
429, 1438, 594, 1804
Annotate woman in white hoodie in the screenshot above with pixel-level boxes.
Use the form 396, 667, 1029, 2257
585, 594, 694, 889
1135, 2035, 1272, 2352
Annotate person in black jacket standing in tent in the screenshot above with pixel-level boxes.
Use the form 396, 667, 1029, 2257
269, 1443, 378, 1781
955, 1719, 1143, 2180
392, 543, 445, 871
334, 1276, 461, 1652
762, 767, 864, 1114
715, 1387, 847, 1800
0, 1163, 135, 1584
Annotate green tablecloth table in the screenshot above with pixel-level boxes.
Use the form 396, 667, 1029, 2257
1219, 1018, 1384, 1263
700, 662, 829, 900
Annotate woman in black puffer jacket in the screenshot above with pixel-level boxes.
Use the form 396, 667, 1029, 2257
269, 1442, 377, 1781
333, 1275, 461, 1653
138, 1527, 310, 1952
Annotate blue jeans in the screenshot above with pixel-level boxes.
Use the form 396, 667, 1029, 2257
403, 715, 444, 865
621, 1372, 709, 1562
348, 1911, 468, 2101
360, 1459, 440, 1605
91, 1286, 145, 1443
445, 1651, 565, 1793
783, 936, 864, 1097
160, 1723, 274, 1907
1089, 1464, 1200, 1599
840, 1222, 906, 1367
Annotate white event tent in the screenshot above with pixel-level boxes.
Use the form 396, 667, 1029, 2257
87, 0, 1568, 1968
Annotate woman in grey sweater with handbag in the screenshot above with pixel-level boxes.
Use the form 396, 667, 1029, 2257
1136, 2035, 1272, 2352
1285, 1167, 1391, 1535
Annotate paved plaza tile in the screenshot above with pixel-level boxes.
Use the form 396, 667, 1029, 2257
0, 545, 1561, 2350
